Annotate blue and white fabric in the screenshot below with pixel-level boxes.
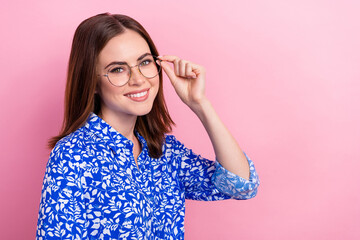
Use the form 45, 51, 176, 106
36, 113, 259, 239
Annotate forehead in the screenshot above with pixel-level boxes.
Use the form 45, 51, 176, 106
98, 29, 151, 65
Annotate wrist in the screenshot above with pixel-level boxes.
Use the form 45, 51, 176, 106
188, 97, 212, 120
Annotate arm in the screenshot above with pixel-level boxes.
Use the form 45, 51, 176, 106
36, 144, 87, 239
191, 98, 250, 180
158, 55, 251, 180
166, 135, 258, 200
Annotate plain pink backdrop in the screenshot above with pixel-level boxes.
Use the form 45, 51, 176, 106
1, 0, 359, 239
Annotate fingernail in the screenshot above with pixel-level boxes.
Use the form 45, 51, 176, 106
156, 60, 161, 65
157, 55, 162, 58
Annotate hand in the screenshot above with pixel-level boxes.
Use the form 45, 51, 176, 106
157, 55, 207, 110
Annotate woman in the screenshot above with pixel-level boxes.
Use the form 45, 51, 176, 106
36, 13, 259, 239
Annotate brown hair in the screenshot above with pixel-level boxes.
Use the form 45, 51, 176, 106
49, 13, 174, 158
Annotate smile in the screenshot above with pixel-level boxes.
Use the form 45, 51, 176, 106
124, 89, 150, 102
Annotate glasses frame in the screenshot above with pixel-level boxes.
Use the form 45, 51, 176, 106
101, 55, 162, 87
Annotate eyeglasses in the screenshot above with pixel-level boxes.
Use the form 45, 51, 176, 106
101, 55, 162, 87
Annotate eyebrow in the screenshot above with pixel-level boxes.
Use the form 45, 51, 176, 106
104, 53, 152, 69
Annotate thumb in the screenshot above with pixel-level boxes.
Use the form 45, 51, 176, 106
157, 60, 177, 86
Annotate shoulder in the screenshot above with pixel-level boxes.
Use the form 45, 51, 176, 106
162, 134, 192, 158
164, 134, 177, 144
49, 126, 96, 168
164, 134, 184, 150
55, 125, 94, 150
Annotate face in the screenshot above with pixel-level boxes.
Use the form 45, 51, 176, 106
96, 30, 159, 121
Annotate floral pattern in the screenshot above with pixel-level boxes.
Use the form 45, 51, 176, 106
36, 113, 259, 239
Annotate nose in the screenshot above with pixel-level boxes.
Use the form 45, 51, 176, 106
128, 65, 145, 86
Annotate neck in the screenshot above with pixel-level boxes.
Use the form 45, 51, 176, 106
98, 109, 137, 140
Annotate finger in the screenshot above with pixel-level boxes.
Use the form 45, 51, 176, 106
157, 55, 180, 63
185, 62, 197, 78
158, 55, 203, 77
174, 58, 180, 76
157, 55, 180, 76
179, 59, 186, 77
157, 60, 177, 86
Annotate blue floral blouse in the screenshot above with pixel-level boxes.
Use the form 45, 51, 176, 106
36, 113, 259, 239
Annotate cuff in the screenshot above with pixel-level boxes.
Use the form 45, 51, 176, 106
212, 152, 260, 199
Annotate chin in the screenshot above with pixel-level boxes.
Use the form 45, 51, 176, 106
134, 104, 154, 117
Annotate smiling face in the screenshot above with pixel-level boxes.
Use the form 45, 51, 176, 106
96, 29, 160, 123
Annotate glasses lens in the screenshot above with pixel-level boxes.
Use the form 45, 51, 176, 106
139, 56, 161, 78
106, 55, 161, 86
107, 64, 130, 86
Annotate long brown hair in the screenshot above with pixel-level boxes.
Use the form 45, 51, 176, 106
49, 13, 174, 158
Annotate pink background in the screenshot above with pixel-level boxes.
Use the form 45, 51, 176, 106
1, 0, 359, 239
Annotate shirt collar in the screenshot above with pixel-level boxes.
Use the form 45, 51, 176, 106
84, 112, 148, 152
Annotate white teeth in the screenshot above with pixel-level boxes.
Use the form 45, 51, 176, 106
127, 90, 148, 98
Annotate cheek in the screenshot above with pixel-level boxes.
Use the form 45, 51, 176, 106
152, 77, 160, 95
98, 79, 125, 102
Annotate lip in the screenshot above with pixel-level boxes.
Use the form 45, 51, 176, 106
124, 88, 150, 102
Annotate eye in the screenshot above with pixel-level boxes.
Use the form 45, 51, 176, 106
109, 66, 125, 73
140, 59, 153, 66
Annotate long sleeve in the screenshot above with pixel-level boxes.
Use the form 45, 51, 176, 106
166, 135, 259, 201
37, 114, 259, 239
36, 143, 87, 240
212, 152, 259, 199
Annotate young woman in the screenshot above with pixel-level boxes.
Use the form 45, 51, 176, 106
36, 13, 260, 239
